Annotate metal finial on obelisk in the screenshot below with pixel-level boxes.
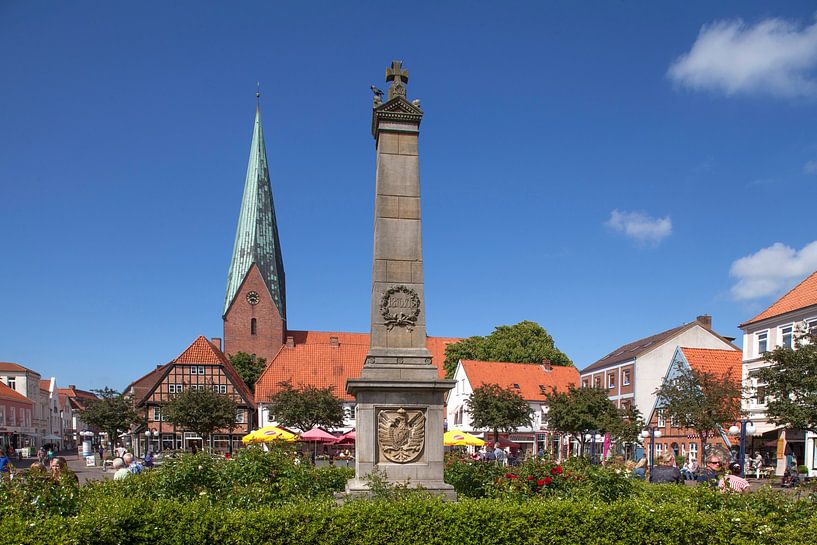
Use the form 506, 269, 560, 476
386, 60, 409, 100
256, 81, 261, 108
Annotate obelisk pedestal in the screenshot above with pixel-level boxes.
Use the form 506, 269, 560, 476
345, 61, 456, 500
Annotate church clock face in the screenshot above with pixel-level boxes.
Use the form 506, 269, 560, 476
246, 291, 260, 305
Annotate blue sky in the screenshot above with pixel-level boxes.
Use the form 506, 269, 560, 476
2, 1, 816, 391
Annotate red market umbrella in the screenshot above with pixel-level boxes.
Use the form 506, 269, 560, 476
491, 437, 520, 449
333, 430, 356, 445
300, 427, 338, 443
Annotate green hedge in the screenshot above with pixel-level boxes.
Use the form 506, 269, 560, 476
3, 496, 816, 545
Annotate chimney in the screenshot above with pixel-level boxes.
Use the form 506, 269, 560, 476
329, 336, 339, 348
286, 335, 295, 348
69, 385, 76, 390
210, 337, 222, 351
696, 315, 712, 329
541, 358, 552, 372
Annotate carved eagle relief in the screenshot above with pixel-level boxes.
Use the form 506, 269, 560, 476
377, 408, 425, 463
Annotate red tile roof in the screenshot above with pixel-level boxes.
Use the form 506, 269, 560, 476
39, 379, 52, 392
0, 381, 32, 404
680, 348, 742, 382
127, 336, 255, 407
57, 387, 99, 411
254, 331, 460, 403
740, 270, 817, 327
460, 360, 579, 401
0, 362, 31, 373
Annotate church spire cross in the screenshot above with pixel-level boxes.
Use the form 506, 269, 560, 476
386, 60, 409, 100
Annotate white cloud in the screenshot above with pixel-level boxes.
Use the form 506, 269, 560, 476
804, 160, 817, 174
605, 209, 672, 246
668, 16, 817, 98
730, 241, 817, 300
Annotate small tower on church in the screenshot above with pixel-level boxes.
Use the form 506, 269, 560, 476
223, 96, 286, 363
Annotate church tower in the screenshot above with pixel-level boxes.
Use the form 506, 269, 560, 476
223, 98, 286, 363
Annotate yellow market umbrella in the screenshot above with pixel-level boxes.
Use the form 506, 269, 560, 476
444, 430, 485, 447
246, 425, 298, 443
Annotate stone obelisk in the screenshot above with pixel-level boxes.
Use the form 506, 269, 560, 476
345, 61, 456, 499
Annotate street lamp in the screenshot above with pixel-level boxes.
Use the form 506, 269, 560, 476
728, 420, 756, 478
641, 427, 663, 475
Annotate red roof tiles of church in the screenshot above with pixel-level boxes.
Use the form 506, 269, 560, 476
0, 381, 32, 404
680, 348, 742, 379
254, 331, 459, 403
460, 360, 579, 401
740, 270, 817, 327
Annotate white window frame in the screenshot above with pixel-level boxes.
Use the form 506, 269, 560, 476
153, 406, 161, 421
6, 378, 15, 390
608, 373, 616, 389
757, 331, 768, 355
657, 409, 666, 428
622, 369, 631, 386
0, 406, 5, 426
689, 442, 698, 461
219, 385, 227, 394
9, 407, 15, 427
235, 409, 245, 424
780, 325, 793, 349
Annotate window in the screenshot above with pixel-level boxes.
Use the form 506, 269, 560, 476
191, 366, 205, 375
6, 378, 15, 390
657, 409, 666, 428
251, 318, 257, 336
219, 385, 227, 394
670, 415, 680, 428
153, 407, 161, 421
781, 326, 793, 349
655, 443, 664, 457
0, 406, 5, 426
581, 379, 589, 388
593, 377, 601, 388
236, 409, 245, 424
755, 385, 767, 405
9, 407, 15, 426
622, 369, 631, 386
608, 373, 615, 389
758, 331, 768, 354
168, 384, 183, 394
689, 442, 698, 461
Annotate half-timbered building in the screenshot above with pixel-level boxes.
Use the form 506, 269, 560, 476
125, 335, 255, 455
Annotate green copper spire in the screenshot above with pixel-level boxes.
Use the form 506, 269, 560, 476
224, 102, 286, 318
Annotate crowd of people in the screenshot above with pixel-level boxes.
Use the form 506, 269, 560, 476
0, 446, 78, 484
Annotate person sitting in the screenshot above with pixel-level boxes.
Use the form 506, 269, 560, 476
112, 458, 130, 481
49, 456, 78, 484
122, 452, 143, 475
649, 452, 683, 484
719, 462, 750, 492
633, 455, 647, 479
697, 455, 723, 485
143, 449, 154, 468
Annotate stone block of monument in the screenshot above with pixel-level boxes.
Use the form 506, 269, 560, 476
345, 61, 456, 500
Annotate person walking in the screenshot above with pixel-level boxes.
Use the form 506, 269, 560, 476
494, 443, 507, 466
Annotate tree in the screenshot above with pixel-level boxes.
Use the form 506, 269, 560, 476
266, 381, 346, 432
465, 383, 532, 442
603, 404, 644, 446
443, 321, 572, 378
229, 352, 266, 392
78, 387, 142, 453
544, 385, 619, 455
654, 366, 743, 455
162, 388, 239, 450
756, 330, 817, 433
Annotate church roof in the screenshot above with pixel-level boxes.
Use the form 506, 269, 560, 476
254, 331, 459, 403
224, 104, 286, 319
740, 270, 817, 327
459, 360, 579, 401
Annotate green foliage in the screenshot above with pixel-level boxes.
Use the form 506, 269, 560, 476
443, 320, 573, 377
465, 383, 532, 441
443, 452, 506, 498
266, 380, 346, 432
228, 351, 266, 392
654, 365, 743, 452
77, 387, 142, 451
3, 482, 816, 545
0, 472, 80, 519
757, 331, 817, 433
544, 385, 620, 454
162, 387, 239, 444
